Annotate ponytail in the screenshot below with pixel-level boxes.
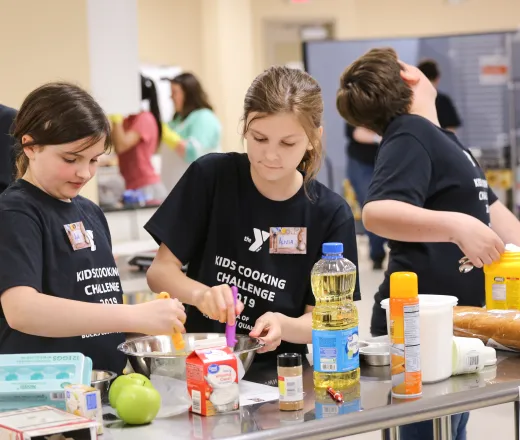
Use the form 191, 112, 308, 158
141, 75, 163, 150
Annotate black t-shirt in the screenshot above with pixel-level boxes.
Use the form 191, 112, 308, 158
0, 180, 126, 374
345, 124, 379, 166
366, 115, 497, 336
0, 105, 17, 194
145, 153, 361, 362
436, 92, 461, 130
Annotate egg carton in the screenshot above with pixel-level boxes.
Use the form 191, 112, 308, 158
0, 353, 92, 411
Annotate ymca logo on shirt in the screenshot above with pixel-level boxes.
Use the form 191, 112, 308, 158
245, 228, 270, 252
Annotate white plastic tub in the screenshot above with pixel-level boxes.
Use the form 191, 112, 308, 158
380, 295, 458, 383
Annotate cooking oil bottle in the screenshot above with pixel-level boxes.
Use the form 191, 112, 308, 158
311, 242, 359, 389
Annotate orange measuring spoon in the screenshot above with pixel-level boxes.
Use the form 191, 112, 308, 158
158, 292, 185, 351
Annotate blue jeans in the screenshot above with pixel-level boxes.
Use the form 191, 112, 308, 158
346, 157, 386, 261
398, 412, 469, 440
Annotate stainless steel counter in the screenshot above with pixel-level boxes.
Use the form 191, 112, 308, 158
102, 352, 520, 440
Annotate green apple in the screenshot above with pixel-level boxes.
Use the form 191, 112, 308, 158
115, 385, 161, 425
108, 373, 153, 408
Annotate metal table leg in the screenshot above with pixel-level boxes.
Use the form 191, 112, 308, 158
383, 427, 399, 440
515, 400, 519, 440
433, 416, 452, 440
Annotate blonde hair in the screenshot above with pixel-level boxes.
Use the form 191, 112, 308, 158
242, 66, 323, 196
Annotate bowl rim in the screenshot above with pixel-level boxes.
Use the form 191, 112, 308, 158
91, 369, 117, 384
117, 333, 264, 359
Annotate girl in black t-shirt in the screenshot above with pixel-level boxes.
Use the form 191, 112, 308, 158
0, 83, 186, 374
145, 67, 360, 360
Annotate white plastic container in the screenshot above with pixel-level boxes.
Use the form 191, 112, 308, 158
452, 336, 497, 376
381, 295, 458, 383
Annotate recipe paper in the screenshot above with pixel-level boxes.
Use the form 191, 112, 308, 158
239, 380, 279, 406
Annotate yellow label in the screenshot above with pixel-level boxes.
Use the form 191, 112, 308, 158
507, 278, 520, 309
278, 377, 286, 396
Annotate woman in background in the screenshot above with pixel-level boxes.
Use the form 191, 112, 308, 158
161, 73, 221, 192
110, 75, 166, 205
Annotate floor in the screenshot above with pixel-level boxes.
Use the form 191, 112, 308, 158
348, 236, 514, 439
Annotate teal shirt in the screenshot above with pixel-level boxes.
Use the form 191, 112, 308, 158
168, 108, 221, 163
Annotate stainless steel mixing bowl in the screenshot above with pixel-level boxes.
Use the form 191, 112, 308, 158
91, 369, 117, 404
118, 333, 264, 379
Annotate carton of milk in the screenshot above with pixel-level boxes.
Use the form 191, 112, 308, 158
65, 384, 103, 434
186, 337, 239, 416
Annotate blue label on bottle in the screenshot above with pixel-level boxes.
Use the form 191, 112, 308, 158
315, 399, 361, 419
312, 327, 359, 373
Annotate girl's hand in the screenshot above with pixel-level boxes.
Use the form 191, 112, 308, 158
133, 298, 186, 335
193, 285, 244, 325
249, 312, 282, 354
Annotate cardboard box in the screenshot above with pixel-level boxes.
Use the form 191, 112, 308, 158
65, 384, 103, 435
186, 339, 239, 416
0, 405, 97, 439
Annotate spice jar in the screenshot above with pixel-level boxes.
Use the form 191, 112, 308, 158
277, 353, 304, 411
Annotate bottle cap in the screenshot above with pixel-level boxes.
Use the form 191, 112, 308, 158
277, 353, 302, 368
322, 242, 343, 255
482, 347, 497, 367
390, 272, 418, 298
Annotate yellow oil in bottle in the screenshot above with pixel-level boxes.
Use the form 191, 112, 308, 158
311, 243, 359, 389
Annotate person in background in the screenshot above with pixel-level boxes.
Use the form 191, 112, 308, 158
0, 82, 186, 374
345, 123, 386, 269
0, 104, 17, 194
110, 75, 167, 205
417, 59, 462, 133
145, 66, 360, 380
337, 47, 520, 440
161, 72, 221, 192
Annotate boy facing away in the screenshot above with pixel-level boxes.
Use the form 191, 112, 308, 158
335, 46, 520, 440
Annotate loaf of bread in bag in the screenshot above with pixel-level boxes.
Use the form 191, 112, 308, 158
453, 306, 520, 350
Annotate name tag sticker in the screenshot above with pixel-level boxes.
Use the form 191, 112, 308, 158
269, 227, 307, 254
64, 221, 91, 251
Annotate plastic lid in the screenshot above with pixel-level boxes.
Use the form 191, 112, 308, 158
482, 347, 497, 367
380, 294, 458, 310
390, 272, 418, 299
322, 242, 343, 254
478, 364, 497, 382
277, 353, 302, 368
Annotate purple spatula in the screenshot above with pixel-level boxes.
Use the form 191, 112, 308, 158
226, 286, 238, 347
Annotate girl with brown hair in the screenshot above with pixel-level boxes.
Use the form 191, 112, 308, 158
0, 82, 186, 374
145, 66, 360, 371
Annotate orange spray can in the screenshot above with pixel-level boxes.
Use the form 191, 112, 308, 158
389, 272, 422, 399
